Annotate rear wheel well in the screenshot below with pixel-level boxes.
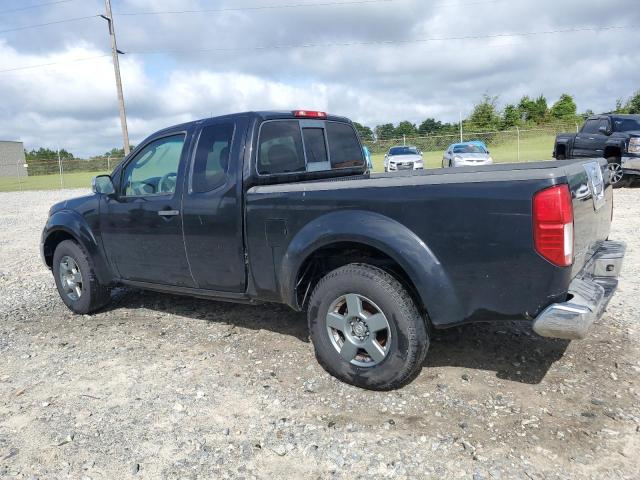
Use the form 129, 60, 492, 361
295, 242, 428, 319
43, 231, 77, 268
555, 144, 566, 158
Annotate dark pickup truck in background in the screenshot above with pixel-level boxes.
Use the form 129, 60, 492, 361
554, 114, 640, 188
42, 110, 625, 390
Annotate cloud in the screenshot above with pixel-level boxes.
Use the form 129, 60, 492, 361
0, 0, 638, 156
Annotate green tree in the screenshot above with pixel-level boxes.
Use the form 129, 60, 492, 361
626, 90, 640, 114
466, 95, 501, 130
501, 104, 520, 128
550, 94, 577, 120
352, 122, 374, 141
418, 118, 442, 135
395, 120, 418, 138
518, 94, 548, 124
375, 123, 396, 140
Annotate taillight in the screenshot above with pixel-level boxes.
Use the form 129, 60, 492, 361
533, 184, 574, 267
293, 110, 327, 118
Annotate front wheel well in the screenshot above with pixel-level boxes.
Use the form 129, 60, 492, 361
604, 146, 621, 160
294, 242, 428, 320
43, 230, 77, 268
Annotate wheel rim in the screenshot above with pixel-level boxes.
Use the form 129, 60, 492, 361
59, 255, 83, 301
326, 293, 391, 367
608, 162, 624, 184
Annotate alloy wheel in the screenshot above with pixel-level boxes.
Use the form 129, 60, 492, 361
607, 162, 624, 185
59, 255, 83, 301
326, 293, 391, 367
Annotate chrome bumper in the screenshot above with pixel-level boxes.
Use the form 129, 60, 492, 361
622, 156, 640, 174
532, 241, 626, 340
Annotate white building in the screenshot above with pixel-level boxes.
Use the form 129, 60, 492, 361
0, 141, 28, 177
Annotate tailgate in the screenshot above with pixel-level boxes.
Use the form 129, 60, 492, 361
564, 158, 613, 276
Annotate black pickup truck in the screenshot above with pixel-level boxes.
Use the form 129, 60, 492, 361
554, 114, 640, 188
42, 110, 626, 390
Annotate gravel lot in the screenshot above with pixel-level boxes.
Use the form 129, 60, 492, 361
1, 188, 639, 480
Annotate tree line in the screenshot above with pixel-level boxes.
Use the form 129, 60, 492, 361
355, 90, 640, 141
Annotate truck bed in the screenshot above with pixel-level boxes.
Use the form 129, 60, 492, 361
245, 159, 612, 328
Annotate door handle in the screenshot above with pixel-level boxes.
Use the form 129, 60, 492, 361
158, 209, 180, 217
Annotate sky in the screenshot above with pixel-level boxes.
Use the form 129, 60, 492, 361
0, 0, 638, 157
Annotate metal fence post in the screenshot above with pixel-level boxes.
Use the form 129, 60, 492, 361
516, 127, 520, 162
58, 150, 64, 189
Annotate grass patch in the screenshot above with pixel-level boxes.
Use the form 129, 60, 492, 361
0, 171, 106, 192
370, 132, 556, 172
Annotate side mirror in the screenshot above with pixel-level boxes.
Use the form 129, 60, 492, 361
598, 126, 611, 135
92, 175, 115, 195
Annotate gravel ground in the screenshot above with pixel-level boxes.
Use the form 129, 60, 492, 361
0, 188, 638, 480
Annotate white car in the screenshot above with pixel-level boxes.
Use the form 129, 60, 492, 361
442, 142, 493, 168
384, 146, 424, 172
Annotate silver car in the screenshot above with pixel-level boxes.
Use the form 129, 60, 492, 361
442, 142, 493, 168
384, 146, 424, 172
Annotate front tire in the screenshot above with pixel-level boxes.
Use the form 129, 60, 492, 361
52, 240, 111, 314
607, 157, 629, 189
307, 264, 429, 390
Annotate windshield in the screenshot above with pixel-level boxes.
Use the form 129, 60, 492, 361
389, 146, 419, 156
613, 117, 640, 132
453, 144, 486, 154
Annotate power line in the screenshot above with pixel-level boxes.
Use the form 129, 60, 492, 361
118, 0, 397, 16
0, 0, 76, 15
0, 54, 110, 73
116, 0, 506, 17
127, 25, 636, 55
0, 14, 97, 34
0, 24, 634, 74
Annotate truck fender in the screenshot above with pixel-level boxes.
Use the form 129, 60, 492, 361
554, 135, 573, 157
42, 210, 114, 285
279, 210, 465, 325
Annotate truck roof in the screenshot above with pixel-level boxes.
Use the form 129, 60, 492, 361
154, 110, 352, 136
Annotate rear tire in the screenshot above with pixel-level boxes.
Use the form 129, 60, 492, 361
607, 157, 628, 189
52, 240, 111, 314
556, 154, 566, 160
307, 263, 429, 390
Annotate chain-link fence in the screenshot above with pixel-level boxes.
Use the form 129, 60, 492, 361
0, 123, 581, 192
0, 155, 124, 192
363, 123, 580, 169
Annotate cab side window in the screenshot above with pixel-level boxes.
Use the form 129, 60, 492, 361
122, 134, 185, 197
192, 123, 235, 192
582, 119, 599, 134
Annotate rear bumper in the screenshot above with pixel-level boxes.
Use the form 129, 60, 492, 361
532, 240, 626, 340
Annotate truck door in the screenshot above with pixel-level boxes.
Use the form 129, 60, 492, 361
573, 118, 600, 157
100, 131, 195, 287
591, 117, 611, 156
181, 118, 247, 292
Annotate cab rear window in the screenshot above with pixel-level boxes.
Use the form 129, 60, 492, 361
257, 120, 364, 175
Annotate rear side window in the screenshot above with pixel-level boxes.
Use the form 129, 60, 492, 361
326, 122, 365, 168
258, 121, 306, 175
257, 120, 364, 175
192, 123, 235, 192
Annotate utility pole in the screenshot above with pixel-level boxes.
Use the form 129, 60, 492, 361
459, 110, 463, 142
101, 0, 130, 156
